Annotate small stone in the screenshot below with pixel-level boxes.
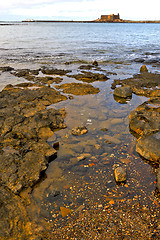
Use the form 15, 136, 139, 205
114, 167, 127, 182
53, 142, 59, 149
45, 148, 57, 162
101, 128, 108, 132
60, 207, 71, 217
92, 60, 98, 66
72, 126, 88, 136
77, 155, 86, 161
140, 64, 148, 73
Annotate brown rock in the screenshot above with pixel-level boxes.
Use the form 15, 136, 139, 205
114, 167, 127, 182
60, 207, 71, 217
140, 65, 148, 73
72, 126, 88, 136
114, 86, 132, 98
136, 133, 160, 164
56, 83, 100, 95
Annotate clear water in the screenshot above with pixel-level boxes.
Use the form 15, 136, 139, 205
0, 22, 160, 228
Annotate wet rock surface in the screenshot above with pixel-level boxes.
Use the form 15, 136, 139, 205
55, 82, 100, 95
129, 98, 160, 137
114, 86, 132, 98
112, 68, 160, 169
0, 79, 68, 238
71, 126, 88, 136
112, 72, 160, 97
0, 83, 67, 193
70, 71, 109, 83
129, 98, 160, 165
0, 64, 160, 239
136, 134, 160, 164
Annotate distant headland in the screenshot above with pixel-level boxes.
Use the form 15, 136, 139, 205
22, 13, 160, 23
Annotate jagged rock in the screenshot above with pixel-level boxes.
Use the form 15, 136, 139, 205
72, 126, 88, 136
114, 167, 127, 182
129, 98, 160, 138
112, 72, 160, 98
114, 86, 132, 98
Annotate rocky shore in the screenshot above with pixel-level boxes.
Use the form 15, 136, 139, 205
0, 64, 160, 239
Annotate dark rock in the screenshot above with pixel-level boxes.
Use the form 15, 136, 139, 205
41, 68, 71, 75
45, 148, 57, 162
112, 72, 160, 98
0, 66, 14, 72
113, 95, 132, 104
34, 76, 63, 85
70, 71, 109, 83
79, 65, 93, 70
134, 58, 145, 63
114, 167, 127, 182
55, 83, 100, 95
92, 60, 98, 66
72, 126, 88, 136
129, 98, 160, 138
53, 142, 59, 149
12, 69, 31, 77
114, 86, 132, 98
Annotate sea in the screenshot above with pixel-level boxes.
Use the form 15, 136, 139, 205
0, 22, 160, 226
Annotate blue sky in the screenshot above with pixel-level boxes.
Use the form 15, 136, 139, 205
0, 0, 160, 21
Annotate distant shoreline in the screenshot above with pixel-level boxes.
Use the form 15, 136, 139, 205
22, 20, 160, 23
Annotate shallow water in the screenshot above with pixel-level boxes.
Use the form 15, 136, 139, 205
0, 22, 159, 230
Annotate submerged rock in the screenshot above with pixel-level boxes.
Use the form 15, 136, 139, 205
70, 71, 109, 83
114, 167, 127, 182
55, 83, 100, 95
72, 126, 88, 136
114, 86, 132, 98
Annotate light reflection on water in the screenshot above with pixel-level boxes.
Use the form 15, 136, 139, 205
30, 76, 156, 226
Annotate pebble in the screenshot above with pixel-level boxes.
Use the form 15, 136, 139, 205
114, 167, 127, 182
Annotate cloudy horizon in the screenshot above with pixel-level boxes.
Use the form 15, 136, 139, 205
0, 0, 160, 21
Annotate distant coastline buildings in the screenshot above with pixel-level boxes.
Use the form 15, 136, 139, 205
22, 13, 160, 23
95, 13, 122, 22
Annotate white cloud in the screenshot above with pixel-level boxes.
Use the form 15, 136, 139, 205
0, 0, 160, 21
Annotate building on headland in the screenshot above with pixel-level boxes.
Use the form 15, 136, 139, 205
101, 13, 120, 22
95, 13, 122, 22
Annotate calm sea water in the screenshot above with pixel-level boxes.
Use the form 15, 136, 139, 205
0, 22, 160, 66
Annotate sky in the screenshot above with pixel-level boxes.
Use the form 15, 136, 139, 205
0, 0, 160, 21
